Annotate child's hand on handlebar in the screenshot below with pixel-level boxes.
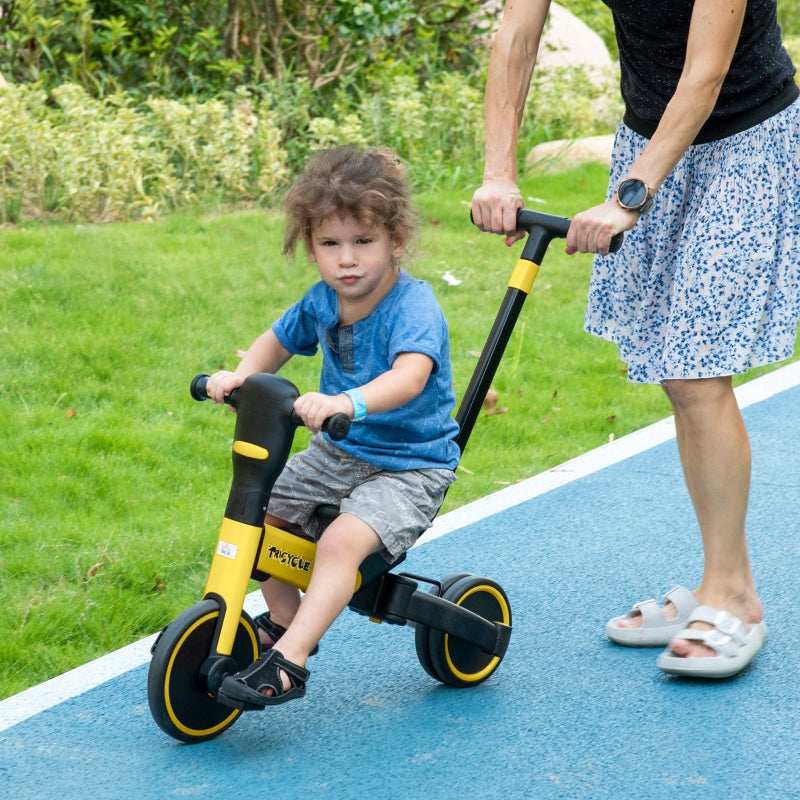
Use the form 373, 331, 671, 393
566, 199, 639, 256
206, 370, 244, 404
294, 391, 354, 433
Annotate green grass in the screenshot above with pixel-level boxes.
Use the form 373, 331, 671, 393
2, 163, 797, 698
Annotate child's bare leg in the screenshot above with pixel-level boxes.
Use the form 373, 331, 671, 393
266, 512, 382, 694
257, 580, 301, 642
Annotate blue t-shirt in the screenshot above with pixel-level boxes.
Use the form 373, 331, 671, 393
271, 270, 460, 471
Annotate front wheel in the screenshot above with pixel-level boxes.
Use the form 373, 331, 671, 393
147, 599, 259, 743
415, 574, 511, 687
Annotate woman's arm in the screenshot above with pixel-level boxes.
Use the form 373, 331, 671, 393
471, 0, 552, 244
567, 0, 747, 255
622, 0, 746, 191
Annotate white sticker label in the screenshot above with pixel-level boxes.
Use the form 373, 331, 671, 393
216, 540, 238, 560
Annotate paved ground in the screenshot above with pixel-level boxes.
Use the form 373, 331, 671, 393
3, 362, 800, 800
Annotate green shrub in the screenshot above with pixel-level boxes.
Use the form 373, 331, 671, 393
781, 2, 800, 34
0, 83, 288, 223
6, 0, 798, 224
0, 0, 485, 100
0, 70, 487, 222
0, 51, 628, 225
302, 69, 486, 188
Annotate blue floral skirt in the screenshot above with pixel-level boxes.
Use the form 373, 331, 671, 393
585, 98, 800, 384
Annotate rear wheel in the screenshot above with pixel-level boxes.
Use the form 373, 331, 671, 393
414, 573, 470, 681
147, 599, 259, 743
415, 575, 511, 687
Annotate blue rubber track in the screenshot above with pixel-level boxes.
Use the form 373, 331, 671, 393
3, 364, 800, 800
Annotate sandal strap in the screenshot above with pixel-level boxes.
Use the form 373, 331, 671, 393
253, 612, 288, 643
235, 648, 309, 696
273, 650, 311, 684
631, 598, 664, 626
663, 585, 697, 618
673, 606, 749, 657
254, 611, 319, 656
629, 585, 696, 628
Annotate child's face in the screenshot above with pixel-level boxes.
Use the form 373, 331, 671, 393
308, 214, 405, 318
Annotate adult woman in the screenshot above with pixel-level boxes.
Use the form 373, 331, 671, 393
471, 0, 800, 678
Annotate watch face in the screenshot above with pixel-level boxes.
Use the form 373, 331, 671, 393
618, 179, 647, 208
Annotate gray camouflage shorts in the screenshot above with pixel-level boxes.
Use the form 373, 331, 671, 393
266, 434, 456, 561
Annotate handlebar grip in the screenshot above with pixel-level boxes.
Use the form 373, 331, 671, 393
324, 412, 351, 441
190, 373, 210, 401
470, 209, 625, 253
513, 208, 625, 253
193, 373, 351, 441
191, 373, 240, 405
290, 409, 351, 441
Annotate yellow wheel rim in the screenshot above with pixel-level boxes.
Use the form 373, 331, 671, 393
443, 583, 510, 683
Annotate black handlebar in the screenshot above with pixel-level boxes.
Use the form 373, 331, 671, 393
515, 209, 625, 254
190, 373, 215, 402
190, 373, 351, 441
470, 208, 624, 263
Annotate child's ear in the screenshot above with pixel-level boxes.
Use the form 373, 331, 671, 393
391, 234, 407, 260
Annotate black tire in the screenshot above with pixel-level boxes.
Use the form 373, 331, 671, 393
147, 599, 259, 743
414, 572, 471, 681
419, 575, 511, 688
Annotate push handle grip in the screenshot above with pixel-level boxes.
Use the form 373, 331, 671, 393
468, 209, 624, 256
190, 373, 351, 441
515, 209, 624, 254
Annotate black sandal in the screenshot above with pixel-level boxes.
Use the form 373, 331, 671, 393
253, 611, 319, 656
217, 649, 310, 710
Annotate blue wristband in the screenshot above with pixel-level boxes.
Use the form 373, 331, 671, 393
344, 388, 367, 420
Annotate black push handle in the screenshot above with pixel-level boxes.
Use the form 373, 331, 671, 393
469, 208, 624, 263
515, 208, 624, 256
190, 373, 351, 441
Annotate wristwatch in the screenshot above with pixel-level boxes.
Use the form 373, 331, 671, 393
615, 178, 654, 214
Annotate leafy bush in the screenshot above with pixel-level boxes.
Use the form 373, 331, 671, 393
301, 68, 486, 189
0, 83, 289, 222
780, 1, 800, 34
0, 0, 485, 99
0, 54, 626, 224
524, 62, 623, 147
4, 0, 797, 224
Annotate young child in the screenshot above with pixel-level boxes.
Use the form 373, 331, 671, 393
205, 145, 460, 708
